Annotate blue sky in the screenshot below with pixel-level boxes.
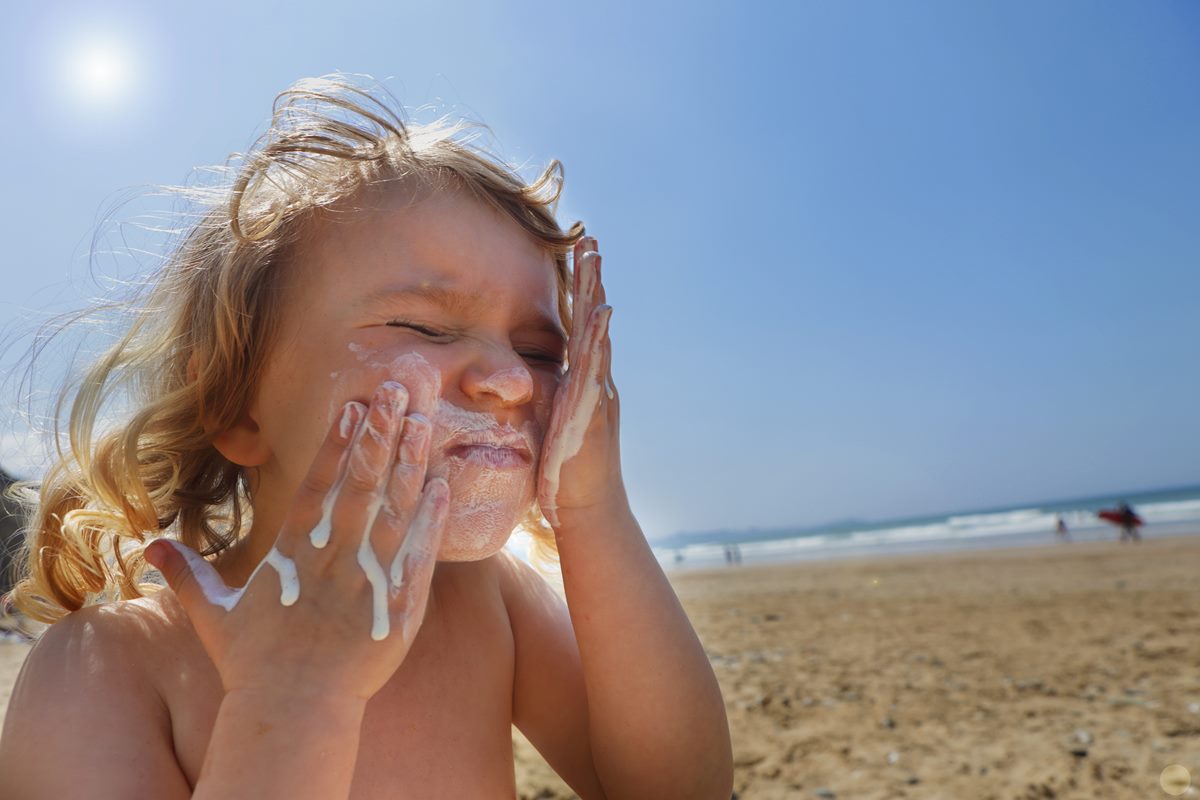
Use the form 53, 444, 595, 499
2, 1, 1197, 540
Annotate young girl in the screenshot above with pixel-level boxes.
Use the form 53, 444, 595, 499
0, 76, 732, 798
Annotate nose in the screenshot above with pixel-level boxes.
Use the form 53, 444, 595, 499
461, 357, 534, 407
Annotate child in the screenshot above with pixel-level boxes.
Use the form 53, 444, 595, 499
0, 75, 732, 798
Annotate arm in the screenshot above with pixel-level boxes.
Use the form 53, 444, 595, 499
556, 502, 732, 800
0, 607, 369, 800
531, 235, 732, 799
194, 688, 366, 799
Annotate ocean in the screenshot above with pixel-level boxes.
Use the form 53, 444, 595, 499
650, 484, 1200, 571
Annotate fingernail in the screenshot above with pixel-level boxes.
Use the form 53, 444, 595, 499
380, 380, 407, 411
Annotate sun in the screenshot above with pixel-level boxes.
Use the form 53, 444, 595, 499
69, 38, 132, 101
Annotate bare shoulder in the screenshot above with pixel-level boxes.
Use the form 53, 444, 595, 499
491, 549, 562, 606
489, 550, 572, 652
0, 593, 192, 799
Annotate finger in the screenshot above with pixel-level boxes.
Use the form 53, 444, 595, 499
570, 249, 601, 368
571, 303, 612, 406
571, 236, 588, 302
330, 381, 408, 549
580, 235, 600, 296
590, 242, 606, 308
389, 477, 450, 608
286, 400, 366, 548
588, 305, 614, 383
388, 478, 450, 644
375, 412, 433, 560
599, 308, 616, 401
576, 251, 600, 332
144, 539, 235, 631
569, 239, 584, 365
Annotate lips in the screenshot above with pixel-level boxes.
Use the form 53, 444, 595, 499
443, 431, 533, 468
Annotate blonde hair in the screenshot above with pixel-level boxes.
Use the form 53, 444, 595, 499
5, 74, 583, 625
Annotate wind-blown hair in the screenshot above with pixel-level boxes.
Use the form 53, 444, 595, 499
5, 73, 583, 625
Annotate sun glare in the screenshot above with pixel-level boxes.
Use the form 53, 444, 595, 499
69, 38, 132, 102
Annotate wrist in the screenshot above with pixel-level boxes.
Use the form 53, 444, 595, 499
553, 491, 636, 537
223, 685, 369, 723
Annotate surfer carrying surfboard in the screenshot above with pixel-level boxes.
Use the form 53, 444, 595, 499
1098, 502, 1143, 543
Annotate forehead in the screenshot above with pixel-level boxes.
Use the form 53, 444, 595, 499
284, 183, 560, 313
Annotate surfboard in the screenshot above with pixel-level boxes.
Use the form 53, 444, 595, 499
1098, 509, 1143, 527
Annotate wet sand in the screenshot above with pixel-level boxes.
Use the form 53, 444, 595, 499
4, 537, 1199, 798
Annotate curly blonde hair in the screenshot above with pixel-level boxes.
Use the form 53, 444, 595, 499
5, 73, 583, 625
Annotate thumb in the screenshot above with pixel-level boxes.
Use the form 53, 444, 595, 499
144, 538, 233, 624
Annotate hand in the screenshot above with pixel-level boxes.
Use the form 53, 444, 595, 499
143, 380, 449, 703
537, 235, 627, 530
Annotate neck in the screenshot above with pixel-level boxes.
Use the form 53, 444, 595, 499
212, 475, 289, 588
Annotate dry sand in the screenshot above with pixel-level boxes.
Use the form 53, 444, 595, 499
515, 536, 1200, 799
4, 537, 1199, 798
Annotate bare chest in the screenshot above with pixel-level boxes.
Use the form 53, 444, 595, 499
155, 578, 518, 798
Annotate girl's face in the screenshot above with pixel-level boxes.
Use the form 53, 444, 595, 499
245, 184, 566, 561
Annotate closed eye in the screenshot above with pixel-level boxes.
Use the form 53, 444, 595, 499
525, 352, 565, 366
386, 320, 449, 338
387, 320, 563, 367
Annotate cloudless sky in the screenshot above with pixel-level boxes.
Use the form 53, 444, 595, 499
2, 1, 1197, 540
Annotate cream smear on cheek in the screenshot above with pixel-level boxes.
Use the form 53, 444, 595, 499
337, 345, 544, 562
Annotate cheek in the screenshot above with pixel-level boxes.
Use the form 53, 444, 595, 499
531, 369, 560, 428
330, 345, 444, 417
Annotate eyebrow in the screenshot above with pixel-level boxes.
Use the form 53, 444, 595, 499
359, 283, 567, 343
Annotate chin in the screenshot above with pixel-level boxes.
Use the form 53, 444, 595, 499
431, 453, 537, 562
434, 505, 523, 562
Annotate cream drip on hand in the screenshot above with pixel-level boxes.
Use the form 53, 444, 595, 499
310, 401, 366, 549
160, 539, 299, 611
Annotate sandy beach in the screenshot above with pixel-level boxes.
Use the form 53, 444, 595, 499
4, 536, 1199, 798
518, 536, 1200, 799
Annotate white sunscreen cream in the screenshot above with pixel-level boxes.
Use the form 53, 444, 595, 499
340, 387, 401, 641
540, 305, 611, 527
162, 539, 299, 611
358, 492, 392, 641
337, 346, 543, 562
310, 401, 364, 549
431, 397, 539, 556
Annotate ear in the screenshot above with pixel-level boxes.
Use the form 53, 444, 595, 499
212, 410, 272, 468
188, 351, 272, 468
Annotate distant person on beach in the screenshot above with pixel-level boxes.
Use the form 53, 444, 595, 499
0, 76, 732, 798
1055, 515, 1070, 542
1099, 501, 1143, 543
1117, 502, 1142, 543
